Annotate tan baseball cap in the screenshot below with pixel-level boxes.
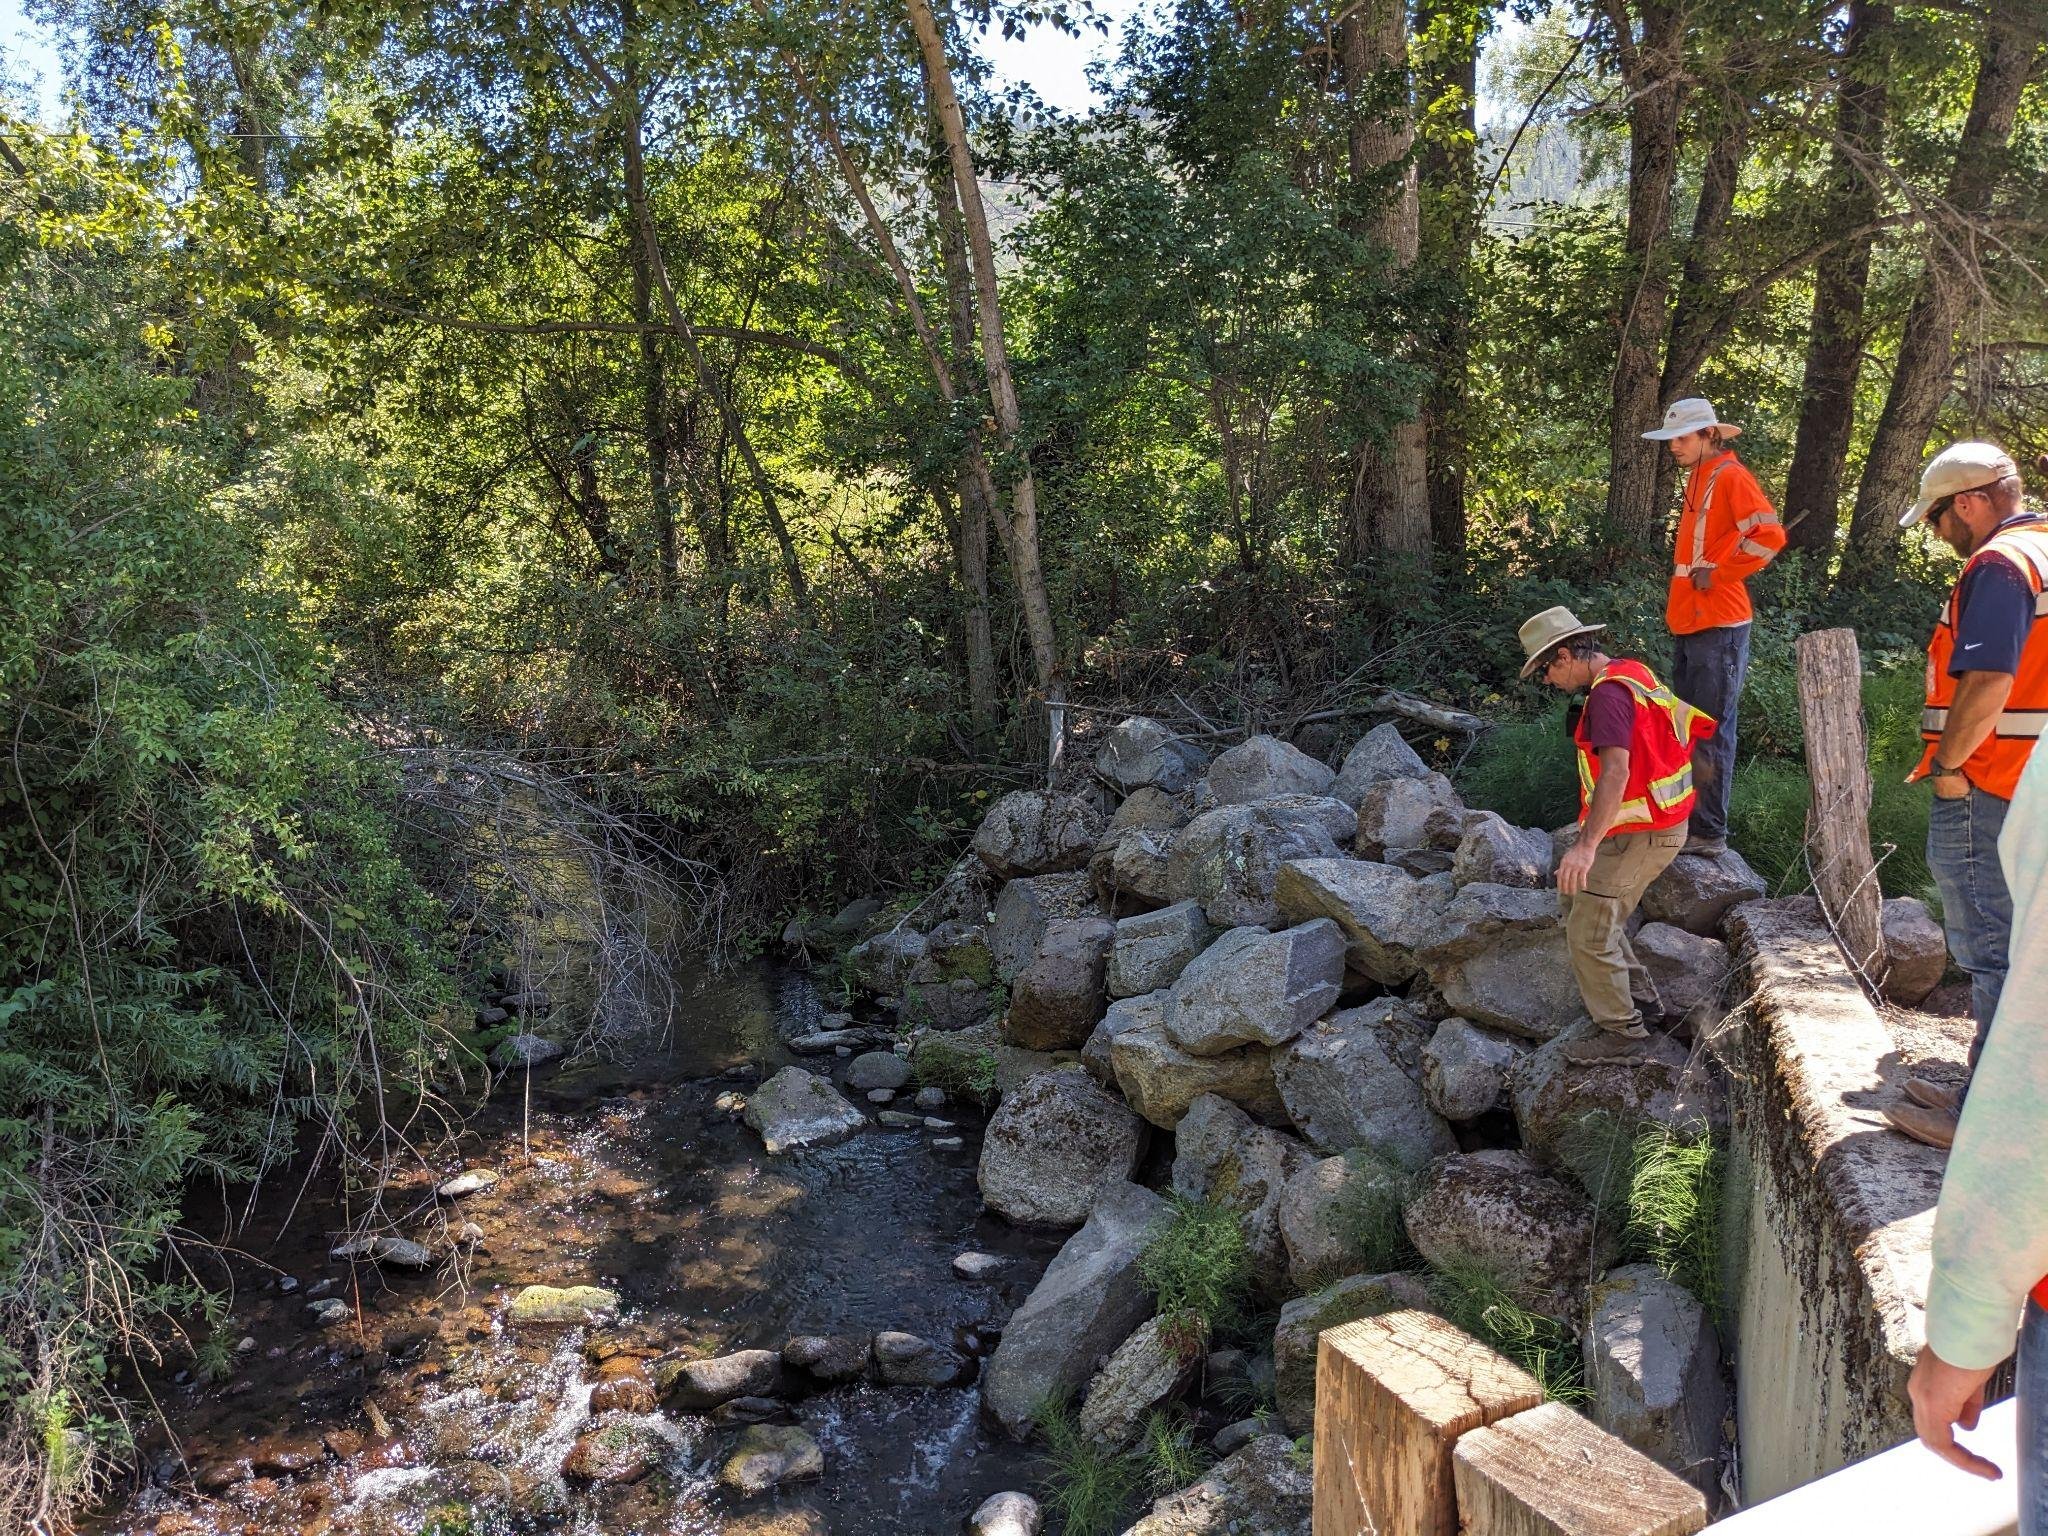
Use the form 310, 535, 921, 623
1900, 441, 2019, 528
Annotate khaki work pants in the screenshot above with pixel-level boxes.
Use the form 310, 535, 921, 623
1561, 822, 1688, 1034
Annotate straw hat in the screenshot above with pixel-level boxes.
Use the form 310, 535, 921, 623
1642, 397, 1742, 442
1517, 606, 1607, 680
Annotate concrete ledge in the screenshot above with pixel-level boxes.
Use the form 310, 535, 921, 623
1722, 897, 1949, 1503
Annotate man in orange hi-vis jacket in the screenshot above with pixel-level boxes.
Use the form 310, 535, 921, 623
1643, 397, 1787, 858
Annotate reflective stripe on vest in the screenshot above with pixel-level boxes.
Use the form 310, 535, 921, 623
1922, 708, 2048, 738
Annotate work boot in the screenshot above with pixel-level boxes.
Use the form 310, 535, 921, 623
1903, 1077, 1963, 1115
1681, 835, 1729, 858
1562, 1028, 1654, 1064
1884, 1101, 1957, 1151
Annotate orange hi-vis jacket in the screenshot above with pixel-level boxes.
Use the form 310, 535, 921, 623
1666, 450, 1786, 635
1572, 659, 1718, 833
1913, 519, 2048, 800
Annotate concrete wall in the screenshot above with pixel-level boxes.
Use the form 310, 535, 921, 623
1721, 898, 1949, 1504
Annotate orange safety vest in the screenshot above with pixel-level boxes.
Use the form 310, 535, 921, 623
1913, 519, 2048, 801
1572, 659, 1718, 833
1667, 451, 1786, 635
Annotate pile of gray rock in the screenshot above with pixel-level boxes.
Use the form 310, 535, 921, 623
829, 715, 1949, 1526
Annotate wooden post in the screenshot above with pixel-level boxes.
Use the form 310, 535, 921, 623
1314, 1309, 1543, 1536
1453, 1401, 1709, 1536
1795, 627, 1885, 984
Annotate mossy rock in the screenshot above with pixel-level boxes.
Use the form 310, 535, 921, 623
507, 1284, 620, 1326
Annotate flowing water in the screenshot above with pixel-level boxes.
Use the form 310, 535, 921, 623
97, 964, 1061, 1536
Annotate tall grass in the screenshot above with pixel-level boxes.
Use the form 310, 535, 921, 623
1426, 1258, 1588, 1404
1140, 1195, 1254, 1338
1556, 1112, 1725, 1319
1034, 1400, 1146, 1536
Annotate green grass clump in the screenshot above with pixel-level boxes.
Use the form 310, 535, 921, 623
1426, 1259, 1588, 1404
1139, 1195, 1254, 1337
1329, 1148, 1421, 1277
910, 1035, 998, 1106
1556, 1112, 1726, 1319
1456, 700, 1578, 832
1139, 1410, 1215, 1495
1034, 1400, 1146, 1536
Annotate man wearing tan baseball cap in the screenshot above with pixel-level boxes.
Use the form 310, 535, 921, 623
1888, 443, 2048, 1150
1518, 608, 1716, 1059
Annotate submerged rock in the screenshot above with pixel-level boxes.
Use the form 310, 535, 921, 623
329, 1234, 435, 1269
979, 1066, 1144, 1228
436, 1169, 501, 1199
561, 1416, 669, 1484
743, 1067, 865, 1155
506, 1284, 620, 1327
491, 1033, 564, 1069
718, 1424, 824, 1496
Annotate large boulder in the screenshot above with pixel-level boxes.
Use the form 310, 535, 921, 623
1415, 882, 1563, 964
846, 927, 928, 999
1354, 772, 1466, 861
1271, 1003, 1457, 1168
1428, 929, 1583, 1040
1584, 1265, 1727, 1495
1077, 1314, 1201, 1447
972, 790, 1105, 880
1632, 922, 1729, 1021
989, 872, 1100, 982
1508, 1025, 1724, 1166
1272, 1273, 1433, 1433
982, 1181, 1168, 1439
743, 1067, 866, 1155
1639, 849, 1767, 935
1272, 858, 1447, 985
1163, 921, 1346, 1055
1332, 722, 1431, 808
1881, 896, 1948, 1006
1451, 813, 1555, 890
1120, 1434, 1311, 1536
1166, 802, 1345, 929
1006, 918, 1115, 1050
1109, 785, 1198, 835
1403, 1149, 1614, 1318
1172, 1095, 1316, 1288
1277, 1153, 1414, 1293
1106, 998, 1285, 1129
1091, 827, 1181, 911
1207, 734, 1337, 804
978, 1066, 1145, 1227
1421, 1018, 1527, 1122
1097, 716, 1210, 795
1109, 901, 1216, 999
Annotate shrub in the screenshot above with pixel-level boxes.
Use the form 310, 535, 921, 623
1555, 1113, 1726, 1319
1139, 1195, 1255, 1337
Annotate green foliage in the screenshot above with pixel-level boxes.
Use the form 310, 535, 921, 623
1426, 1259, 1588, 1405
417, 1507, 479, 1536
1324, 1149, 1422, 1282
1556, 1114, 1726, 1319
1140, 1195, 1255, 1337
1034, 1400, 1147, 1536
1140, 1410, 1216, 1496
910, 1036, 998, 1107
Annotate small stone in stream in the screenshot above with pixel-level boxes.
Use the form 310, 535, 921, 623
836, 1046, 853, 1057
867, 1089, 895, 1104
275, 1275, 300, 1295
873, 1330, 969, 1387
491, 1033, 564, 1069
306, 1298, 350, 1328
436, 1169, 501, 1199
718, 1424, 825, 1496
306, 1277, 334, 1297
659, 1348, 785, 1410
925, 1117, 956, 1130
953, 1251, 1005, 1281
788, 1029, 866, 1054
456, 1221, 486, 1247
932, 1137, 965, 1151
330, 1235, 435, 1269
236, 1336, 257, 1354
784, 1334, 872, 1383
587, 1376, 658, 1414
711, 1396, 785, 1426
744, 1066, 866, 1154
561, 1419, 665, 1485
970, 1489, 1045, 1536
847, 1050, 914, 1092
714, 1090, 746, 1114
877, 1110, 924, 1127
507, 1284, 621, 1327
915, 1086, 948, 1110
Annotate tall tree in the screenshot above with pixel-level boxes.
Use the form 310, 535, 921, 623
1844, 3, 2043, 573
1780, 0, 1894, 562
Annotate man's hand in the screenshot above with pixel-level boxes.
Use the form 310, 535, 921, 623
1908, 1345, 2003, 1481
1933, 773, 1972, 801
1689, 561, 1716, 591
1556, 839, 1598, 896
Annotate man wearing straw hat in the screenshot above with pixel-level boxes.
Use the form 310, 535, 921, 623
1518, 606, 1717, 1060
1643, 397, 1786, 860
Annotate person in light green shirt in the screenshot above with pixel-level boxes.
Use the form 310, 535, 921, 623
1911, 739, 2048, 1522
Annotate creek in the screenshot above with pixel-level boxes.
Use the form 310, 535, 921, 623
96, 962, 1061, 1536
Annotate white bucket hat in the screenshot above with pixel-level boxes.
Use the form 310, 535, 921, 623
1518, 606, 1608, 680
1643, 397, 1742, 442
1899, 441, 2020, 528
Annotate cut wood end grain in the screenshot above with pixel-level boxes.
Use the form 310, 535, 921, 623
1452, 1401, 1709, 1536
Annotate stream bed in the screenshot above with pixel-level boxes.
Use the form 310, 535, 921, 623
98, 964, 1061, 1536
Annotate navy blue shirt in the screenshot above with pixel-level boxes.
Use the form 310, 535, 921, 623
1952, 515, 2046, 678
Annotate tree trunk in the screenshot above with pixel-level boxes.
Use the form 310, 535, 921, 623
1843, 7, 2039, 577
905, 0, 1064, 762
1781, 0, 1893, 563
1417, 0, 1482, 569
1340, 0, 1430, 561
623, 89, 679, 595
1601, 0, 1686, 548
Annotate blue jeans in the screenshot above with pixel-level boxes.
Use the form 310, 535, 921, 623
1669, 623, 1752, 841
2022, 1299, 2048, 1535
1926, 785, 2013, 1079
